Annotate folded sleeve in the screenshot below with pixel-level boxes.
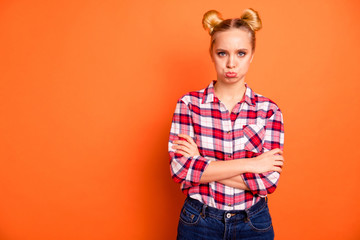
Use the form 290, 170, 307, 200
168, 98, 211, 189
241, 107, 285, 197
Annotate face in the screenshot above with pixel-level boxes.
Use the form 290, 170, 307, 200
211, 28, 254, 85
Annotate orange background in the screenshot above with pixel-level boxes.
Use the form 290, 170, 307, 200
1, 0, 360, 239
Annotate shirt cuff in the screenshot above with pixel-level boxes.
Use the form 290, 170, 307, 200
185, 155, 212, 187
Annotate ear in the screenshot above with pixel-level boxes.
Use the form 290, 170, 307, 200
250, 52, 255, 63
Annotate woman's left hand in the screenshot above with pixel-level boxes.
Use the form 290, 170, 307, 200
172, 134, 200, 158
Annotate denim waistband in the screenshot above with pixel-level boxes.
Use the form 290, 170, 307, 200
184, 196, 268, 221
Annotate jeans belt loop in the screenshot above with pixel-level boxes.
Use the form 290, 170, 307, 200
200, 204, 207, 219
244, 208, 250, 222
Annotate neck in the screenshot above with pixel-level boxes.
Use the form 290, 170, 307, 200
214, 80, 246, 101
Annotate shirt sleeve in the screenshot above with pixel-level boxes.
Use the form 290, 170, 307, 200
241, 107, 285, 197
168, 98, 212, 189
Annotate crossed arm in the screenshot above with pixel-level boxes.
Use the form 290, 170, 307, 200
172, 134, 284, 191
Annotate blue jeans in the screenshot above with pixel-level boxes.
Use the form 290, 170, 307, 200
177, 196, 274, 240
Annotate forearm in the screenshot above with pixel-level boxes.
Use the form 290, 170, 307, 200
217, 175, 250, 190
199, 158, 251, 184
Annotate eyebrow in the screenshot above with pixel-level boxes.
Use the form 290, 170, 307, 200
215, 48, 249, 51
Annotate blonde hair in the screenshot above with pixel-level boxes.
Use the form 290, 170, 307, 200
202, 8, 262, 53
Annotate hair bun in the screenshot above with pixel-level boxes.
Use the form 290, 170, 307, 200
240, 8, 262, 31
202, 10, 223, 34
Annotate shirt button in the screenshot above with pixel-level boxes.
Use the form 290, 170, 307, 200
228, 155, 232, 158
227, 131, 231, 134
226, 213, 232, 218
228, 203, 231, 206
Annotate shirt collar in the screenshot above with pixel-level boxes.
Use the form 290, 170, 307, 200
202, 80, 256, 106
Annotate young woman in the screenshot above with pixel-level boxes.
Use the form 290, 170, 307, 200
168, 8, 285, 240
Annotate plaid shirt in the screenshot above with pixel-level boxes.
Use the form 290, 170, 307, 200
168, 81, 285, 210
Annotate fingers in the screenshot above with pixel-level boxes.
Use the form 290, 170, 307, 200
274, 160, 284, 167
173, 134, 199, 157
172, 138, 199, 157
268, 148, 283, 155
172, 143, 191, 153
273, 154, 284, 161
178, 134, 196, 145
173, 139, 193, 149
174, 149, 190, 158
172, 144, 191, 156
173, 140, 196, 155
274, 156, 284, 173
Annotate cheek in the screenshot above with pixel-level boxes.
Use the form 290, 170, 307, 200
213, 60, 223, 70
240, 58, 252, 69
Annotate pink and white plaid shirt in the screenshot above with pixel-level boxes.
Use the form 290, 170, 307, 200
168, 80, 285, 210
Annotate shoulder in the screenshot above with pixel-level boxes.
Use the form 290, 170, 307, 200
252, 89, 282, 116
176, 87, 206, 106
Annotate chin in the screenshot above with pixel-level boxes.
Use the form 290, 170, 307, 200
221, 77, 243, 84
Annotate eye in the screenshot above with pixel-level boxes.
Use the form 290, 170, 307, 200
238, 51, 246, 57
217, 51, 226, 57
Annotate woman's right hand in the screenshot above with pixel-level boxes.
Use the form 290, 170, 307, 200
246, 148, 284, 174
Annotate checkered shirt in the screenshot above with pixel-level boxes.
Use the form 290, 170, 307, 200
168, 81, 285, 210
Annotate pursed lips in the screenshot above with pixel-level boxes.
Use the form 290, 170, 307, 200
225, 72, 237, 77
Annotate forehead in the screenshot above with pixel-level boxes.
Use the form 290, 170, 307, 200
212, 29, 252, 49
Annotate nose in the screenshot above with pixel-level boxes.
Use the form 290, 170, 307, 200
226, 54, 236, 69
